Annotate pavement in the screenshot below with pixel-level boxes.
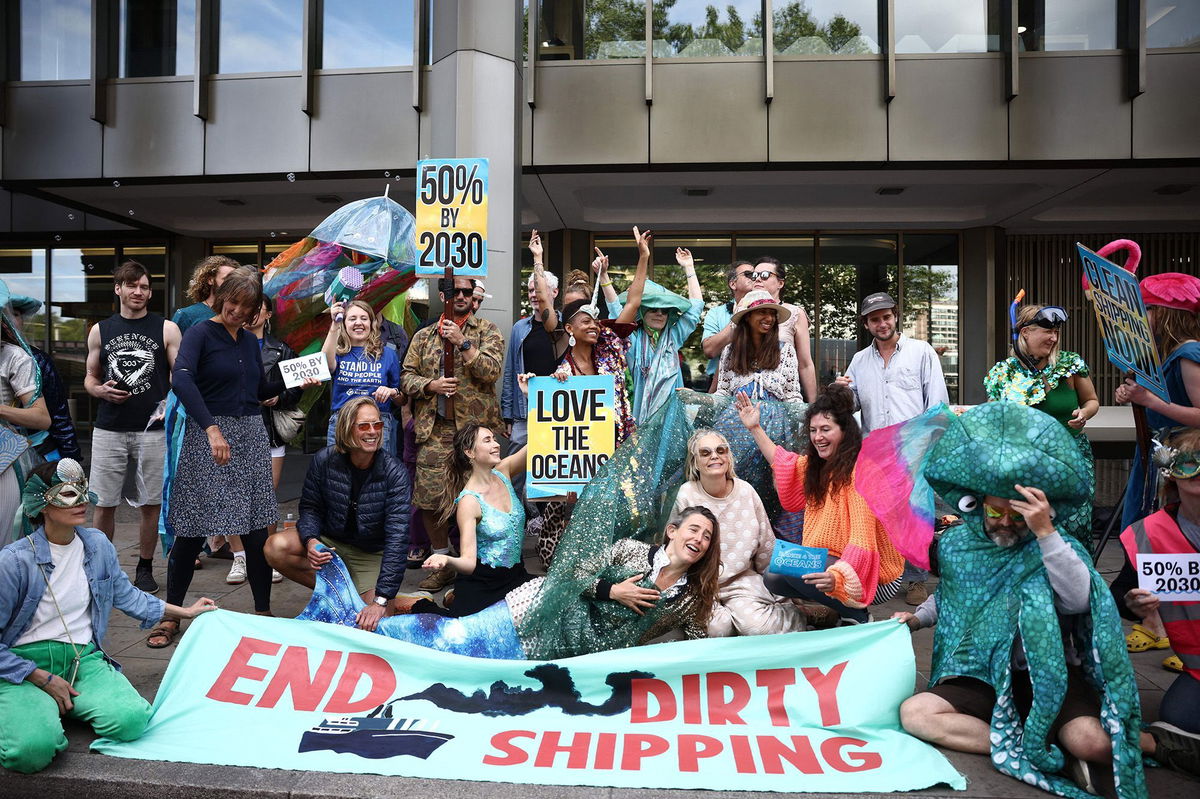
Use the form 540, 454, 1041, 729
0, 496, 1193, 799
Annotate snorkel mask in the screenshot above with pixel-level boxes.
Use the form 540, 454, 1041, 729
1009, 290, 1068, 372
22, 459, 97, 518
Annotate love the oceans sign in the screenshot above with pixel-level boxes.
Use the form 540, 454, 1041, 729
93, 611, 965, 793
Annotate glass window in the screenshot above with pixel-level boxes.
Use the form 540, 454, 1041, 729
1147, 0, 1200, 49
658, 0, 765, 58
773, 1, 880, 55
0, 249, 48, 350
895, 0, 1000, 54
814, 236, 897, 384
19, 0, 91, 80
901, 235, 959, 402
535, 0, 646, 60
119, 0, 197, 77
49, 248, 120, 434
212, 243, 261, 266
217, 0, 303, 74
323, 0, 414, 68
1017, 1, 1116, 51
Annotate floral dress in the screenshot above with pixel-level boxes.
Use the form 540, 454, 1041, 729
562, 322, 637, 444
985, 351, 1094, 548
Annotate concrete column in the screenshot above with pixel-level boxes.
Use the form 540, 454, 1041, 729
960, 226, 999, 405
426, 0, 523, 337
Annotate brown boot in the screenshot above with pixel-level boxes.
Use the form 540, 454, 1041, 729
418, 564, 457, 592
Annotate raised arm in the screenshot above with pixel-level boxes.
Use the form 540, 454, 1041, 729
594, 248, 618, 308
321, 303, 343, 371
615, 226, 652, 325
676, 248, 703, 301
735, 391, 778, 464
529, 230, 558, 334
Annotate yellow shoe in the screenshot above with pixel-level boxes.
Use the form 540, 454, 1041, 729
1126, 623, 1170, 652
1163, 654, 1184, 674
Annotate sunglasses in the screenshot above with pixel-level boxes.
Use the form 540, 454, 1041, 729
982, 503, 1025, 522
355, 421, 386, 432
1020, 306, 1068, 330
698, 446, 730, 458
738, 270, 777, 281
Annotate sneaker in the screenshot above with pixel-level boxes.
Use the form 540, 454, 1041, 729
443, 588, 456, 608
134, 562, 159, 594
418, 564, 457, 592
394, 591, 435, 614
905, 581, 929, 606
271, 569, 284, 584
226, 556, 247, 585
1063, 754, 1098, 795
1149, 721, 1200, 778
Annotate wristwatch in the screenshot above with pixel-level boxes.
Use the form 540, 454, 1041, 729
373, 596, 388, 607
459, 339, 473, 352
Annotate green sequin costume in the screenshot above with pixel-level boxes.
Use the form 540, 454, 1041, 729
984, 352, 1095, 550
516, 389, 806, 660
924, 403, 1145, 799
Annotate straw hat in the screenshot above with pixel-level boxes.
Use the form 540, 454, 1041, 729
730, 290, 791, 325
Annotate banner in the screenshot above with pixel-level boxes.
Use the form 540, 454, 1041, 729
1077, 243, 1169, 402
526, 375, 616, 500
93, 612, 965, 793
415, 157, 489, 278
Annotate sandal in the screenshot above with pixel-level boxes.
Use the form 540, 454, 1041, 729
406, 547, 430, 566
1126, 623, 1170, 652
1163, 654, 1184, 674
146, 619, 180, 649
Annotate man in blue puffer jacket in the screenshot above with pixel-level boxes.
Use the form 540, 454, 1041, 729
266, 397, 410, 631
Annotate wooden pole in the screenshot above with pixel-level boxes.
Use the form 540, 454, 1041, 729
442, 265, 455, 418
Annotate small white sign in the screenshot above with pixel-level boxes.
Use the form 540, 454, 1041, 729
278, 353, 331, 389
1138, 553, 1200, 603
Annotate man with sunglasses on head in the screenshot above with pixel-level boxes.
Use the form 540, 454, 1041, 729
702, 257, 817, 400
265, 397, 411, 631
400, 275, 504, 594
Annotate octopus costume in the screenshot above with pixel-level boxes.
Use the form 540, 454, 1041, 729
859, 402, 1146, 799
985, 351, 1094, 550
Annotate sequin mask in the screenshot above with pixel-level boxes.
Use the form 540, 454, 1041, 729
1155, 444, 1200, 480
22, 458, 98, 518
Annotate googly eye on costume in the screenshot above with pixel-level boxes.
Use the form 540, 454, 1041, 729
958, 495, 979, 513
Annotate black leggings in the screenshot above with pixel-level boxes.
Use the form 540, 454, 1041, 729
167, 529, 272, 612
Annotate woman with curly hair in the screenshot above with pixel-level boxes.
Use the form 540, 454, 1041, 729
737, 384, 903, 624
299, 506, 721, 660
321, 299, 401, 452
171, 255, 240, 333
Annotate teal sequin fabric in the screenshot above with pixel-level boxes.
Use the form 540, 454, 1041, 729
925, 403, 1146, 799
458, 470, 525, 568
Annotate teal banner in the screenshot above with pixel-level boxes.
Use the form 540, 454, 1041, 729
94, 611, 965, 792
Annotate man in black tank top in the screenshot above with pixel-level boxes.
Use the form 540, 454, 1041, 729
84, 261, 181, 594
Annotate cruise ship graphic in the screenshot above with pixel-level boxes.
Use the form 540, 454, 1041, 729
298, 703, 454, 760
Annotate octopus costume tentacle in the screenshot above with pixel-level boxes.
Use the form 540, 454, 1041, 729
862, 402, 1146, 799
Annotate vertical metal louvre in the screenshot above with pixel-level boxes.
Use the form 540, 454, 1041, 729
1006, 233, 1200, 401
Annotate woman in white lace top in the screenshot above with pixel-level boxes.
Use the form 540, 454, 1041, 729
715, 291, 804, 402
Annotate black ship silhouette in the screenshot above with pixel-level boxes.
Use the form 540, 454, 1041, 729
298, 702, 454, 760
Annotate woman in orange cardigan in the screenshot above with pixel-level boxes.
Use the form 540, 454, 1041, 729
735, 385, 904, 624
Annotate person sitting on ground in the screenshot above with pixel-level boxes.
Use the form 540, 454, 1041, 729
298, 506, 721, 661
670, 428, 803, 636
1106, 427, 1200, 778
0, 460, 214, 774
407, 420, 533, 618
266, 397, 411, 632
737, 384, 904, 623
887, 402, 1147, 798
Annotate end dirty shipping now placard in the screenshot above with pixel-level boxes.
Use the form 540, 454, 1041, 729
526, 375, 616, 500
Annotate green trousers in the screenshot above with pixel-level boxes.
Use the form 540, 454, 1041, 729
0, 640, 152, 773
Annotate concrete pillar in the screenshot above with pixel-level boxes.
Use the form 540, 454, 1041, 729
426, 0, 523, 337
960, 226, 999, 405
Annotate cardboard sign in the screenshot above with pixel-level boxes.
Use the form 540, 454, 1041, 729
415, 157, 489, 278
94, 610, 966, 793
768, 541, 829, 579
1077, 243, 1169, 402
1138, 553, 1200, 603
526, 375, 616, 500
278, 353, 332, 389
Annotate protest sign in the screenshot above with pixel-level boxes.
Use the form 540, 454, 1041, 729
1077, 243, 1169, 402
768, 541, 828, 579
526, 375, 615, 500
93, 611, 965, 793
1138, 553, 1200, 603
415, 157, 488, 278
278, 353, 332, 389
